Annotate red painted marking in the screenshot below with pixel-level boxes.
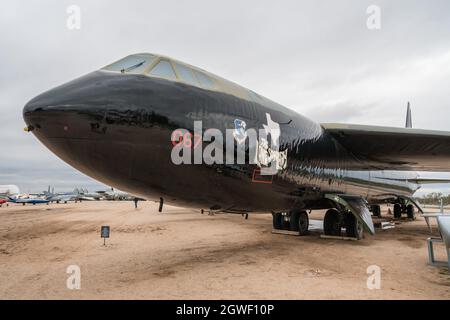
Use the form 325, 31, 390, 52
171, 130, 184, 146
252, 168, 273, 184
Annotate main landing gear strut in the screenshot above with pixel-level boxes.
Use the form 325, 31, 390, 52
272, 210, 309, 235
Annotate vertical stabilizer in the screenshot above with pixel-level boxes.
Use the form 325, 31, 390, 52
405, 102, 412, 128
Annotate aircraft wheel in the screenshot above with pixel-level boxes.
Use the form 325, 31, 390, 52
290, 210, 309, 235
272, 212, 282, 230
344, 213, 364, 239
406, 204, 415, 220
298, 211, 309, 235
393, 203, 402, 219
371, 205, 381, 217
324, 209, 341, 236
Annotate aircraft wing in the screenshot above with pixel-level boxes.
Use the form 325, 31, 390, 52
322, 123, 450, 171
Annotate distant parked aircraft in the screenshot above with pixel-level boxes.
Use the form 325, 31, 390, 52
73, 188, 102, 201
97, 187, 133, 200
43, 186, 78, 203
8, 196, 49, 205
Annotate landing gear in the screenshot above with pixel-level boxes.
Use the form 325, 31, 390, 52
344, 213, 364, 239
393, 203, 402, 219
324, 208, 364, 239
290, 210, 309, 235
323, 209, 341, 236
406, 204, 415, 220
371, 205, 381, 217
272, 210, 309, 235
393, 202, 416, 220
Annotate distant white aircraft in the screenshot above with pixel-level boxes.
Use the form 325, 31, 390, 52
97, 187, 133, 200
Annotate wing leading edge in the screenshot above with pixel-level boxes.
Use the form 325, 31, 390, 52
322, 123, 450, 171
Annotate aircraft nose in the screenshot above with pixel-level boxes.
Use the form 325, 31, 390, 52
23, 71, 112, 135
23, 90, 67, 132
22, 70, 183, 201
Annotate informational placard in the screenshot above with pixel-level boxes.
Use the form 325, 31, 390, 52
101, 226, 110, 245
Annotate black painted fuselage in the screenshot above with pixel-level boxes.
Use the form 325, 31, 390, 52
23, 55, 420, 212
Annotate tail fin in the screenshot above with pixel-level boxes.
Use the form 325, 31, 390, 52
405, 102, 412, 128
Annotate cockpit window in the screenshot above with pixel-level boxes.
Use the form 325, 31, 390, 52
103, 55, 155, 74
174, 63, 199, 86
193, 70, 214, 89
149, 60, 177, 80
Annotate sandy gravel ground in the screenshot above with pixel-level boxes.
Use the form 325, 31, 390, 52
0, 201, 449, 299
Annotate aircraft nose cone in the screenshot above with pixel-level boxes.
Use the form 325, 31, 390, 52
23, 91, 60, 130
23, 71, 113, 135
23, 96, 43, 115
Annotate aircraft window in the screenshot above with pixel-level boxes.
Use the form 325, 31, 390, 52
103, 55, 155, 74
174, 63, 199, 85
149, 60, 177, 80
193, 70, 214, 89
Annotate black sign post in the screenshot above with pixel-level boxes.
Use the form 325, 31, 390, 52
101, 226, 110, 246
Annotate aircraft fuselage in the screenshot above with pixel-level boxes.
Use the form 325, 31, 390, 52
23, 67, 419, 212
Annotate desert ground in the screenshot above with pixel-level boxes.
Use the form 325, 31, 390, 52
0, 201, 449, 299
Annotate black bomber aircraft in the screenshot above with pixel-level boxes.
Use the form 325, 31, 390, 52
23, 53, 450, 239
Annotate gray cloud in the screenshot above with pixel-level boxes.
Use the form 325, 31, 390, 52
1, 0, 450, 193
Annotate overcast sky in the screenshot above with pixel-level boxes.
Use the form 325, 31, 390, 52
1, 0, 450, 194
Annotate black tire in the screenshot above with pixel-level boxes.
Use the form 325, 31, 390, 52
324, 209, 341, 236
298, 211, 309, 235
393, 203, 402, 219
272, 212, 282, 230
406, 204, 415, 220
371, 205, 381, 217
290, 210, 309, 235
345, 213, 364, 239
